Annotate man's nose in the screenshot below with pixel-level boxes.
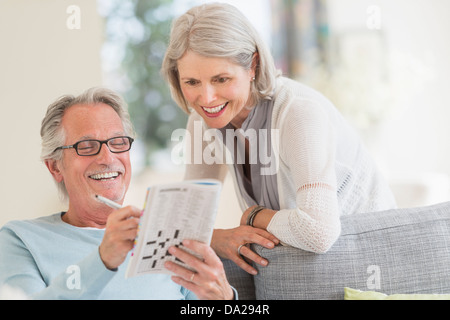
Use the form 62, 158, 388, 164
95, 143, 115, 162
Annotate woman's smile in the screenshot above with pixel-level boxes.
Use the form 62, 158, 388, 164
201, 102, 229, 117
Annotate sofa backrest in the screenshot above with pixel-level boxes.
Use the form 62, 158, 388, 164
224, 201, 450, 300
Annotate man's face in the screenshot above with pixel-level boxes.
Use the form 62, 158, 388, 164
56, 103, 132, 212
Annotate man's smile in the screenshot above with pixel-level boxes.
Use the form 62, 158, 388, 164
89, 171, 121, 181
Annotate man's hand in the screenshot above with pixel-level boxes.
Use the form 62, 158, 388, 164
98, 206, 141, 270
164, 240, 234, 300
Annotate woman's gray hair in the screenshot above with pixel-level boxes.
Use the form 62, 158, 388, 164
161, 2, 280, 114
40, 87, 135, 200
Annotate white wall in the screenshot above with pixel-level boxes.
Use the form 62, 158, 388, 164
2, 0, 449, 228
0, 0, 245, 229
327, 0, 450, 207
0, 0, 104, 227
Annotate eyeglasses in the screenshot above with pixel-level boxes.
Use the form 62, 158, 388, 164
54, 136, 134, 156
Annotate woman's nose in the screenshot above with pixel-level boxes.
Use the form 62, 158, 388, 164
199, 84, 217, 105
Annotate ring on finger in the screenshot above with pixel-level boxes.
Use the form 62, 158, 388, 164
237, 244, 246, 256
189, 272, 195, 282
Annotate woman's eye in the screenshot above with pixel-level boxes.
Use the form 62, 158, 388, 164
185, 80, 199, 86
215, 77, 229, 84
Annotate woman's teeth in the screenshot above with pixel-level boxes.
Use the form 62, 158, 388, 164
202, 102, 227, 114
89, 172, 119, 181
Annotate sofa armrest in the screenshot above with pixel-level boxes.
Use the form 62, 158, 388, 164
252, 201, 450, 299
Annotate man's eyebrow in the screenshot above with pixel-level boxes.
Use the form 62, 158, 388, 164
78, 135, 94, 140
78, 132, 125, 140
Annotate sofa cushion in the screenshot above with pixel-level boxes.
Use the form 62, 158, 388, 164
221, 258, 256, 300
252, 201, 450, 299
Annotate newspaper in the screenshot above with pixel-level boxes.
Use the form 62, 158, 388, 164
125, 179, 222, 278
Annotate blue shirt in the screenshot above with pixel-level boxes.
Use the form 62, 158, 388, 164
0, 213, 197, 300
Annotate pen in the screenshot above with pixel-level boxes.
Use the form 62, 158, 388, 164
95, 195, 123, 210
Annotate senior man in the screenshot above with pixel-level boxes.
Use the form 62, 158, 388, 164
0, 87, 234, 300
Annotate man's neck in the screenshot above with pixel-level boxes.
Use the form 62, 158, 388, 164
62, 206, 111, 228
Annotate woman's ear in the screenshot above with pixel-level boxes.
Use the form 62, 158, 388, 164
45, 159, 64, 183
251, 52, 260, 79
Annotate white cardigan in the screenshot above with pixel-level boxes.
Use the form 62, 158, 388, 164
184, 77, 397, 253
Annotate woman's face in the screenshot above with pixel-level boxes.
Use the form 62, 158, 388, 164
177, 50, 256, 129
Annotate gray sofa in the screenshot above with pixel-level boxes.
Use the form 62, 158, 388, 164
223, 201, 450, 299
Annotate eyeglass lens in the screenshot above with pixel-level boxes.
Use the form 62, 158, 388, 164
76, 137, 131, 156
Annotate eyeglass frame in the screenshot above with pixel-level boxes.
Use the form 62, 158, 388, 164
54, 136, 134, 156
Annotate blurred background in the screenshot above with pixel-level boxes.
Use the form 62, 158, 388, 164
1, 0, 449, 228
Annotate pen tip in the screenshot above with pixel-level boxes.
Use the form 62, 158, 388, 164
95, 195, 99, 198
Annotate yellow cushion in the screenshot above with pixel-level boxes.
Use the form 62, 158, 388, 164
344, 287, 450, 300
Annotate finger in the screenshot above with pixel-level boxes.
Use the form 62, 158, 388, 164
252, 227, 280, 243
164, 260, 196, 282
170, 272, 233, 300
165, 249, 234, 300
121, 216, 140, 230
182, 240, 222, 268
167, 244, 206, 275
121, 228, 139, 242
112, 206, 142, 222
108, 217, 139, 236
236, 225, 279, 248
245, 231, 277, 249
258, 231, 280, 246
170, 275, 198, 291
238, 244, 268, 267
231, 253, 258, 275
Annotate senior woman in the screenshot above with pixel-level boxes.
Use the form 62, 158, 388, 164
162, 3, 396, 275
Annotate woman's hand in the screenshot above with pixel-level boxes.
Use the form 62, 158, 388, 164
211, 226, 279, 275
164, 240, 234, 300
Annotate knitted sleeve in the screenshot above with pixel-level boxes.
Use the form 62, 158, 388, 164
266, 98, 341, 253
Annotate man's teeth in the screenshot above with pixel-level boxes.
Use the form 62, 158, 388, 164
202, 103, 227, 114
90, 172, 119, 180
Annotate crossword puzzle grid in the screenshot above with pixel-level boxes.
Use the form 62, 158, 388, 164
137, 229, 183, 273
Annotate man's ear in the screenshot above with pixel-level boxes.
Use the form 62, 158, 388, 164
45, 159, 64, 183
